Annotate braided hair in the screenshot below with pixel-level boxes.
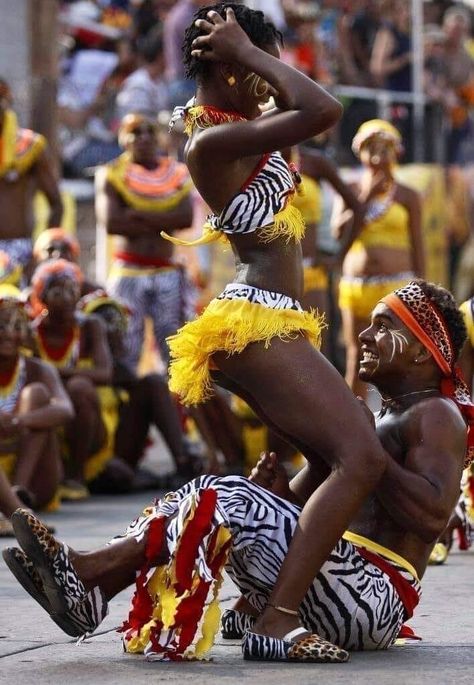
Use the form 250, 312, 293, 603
183, 3, 282, 81
415, 279, 467, 360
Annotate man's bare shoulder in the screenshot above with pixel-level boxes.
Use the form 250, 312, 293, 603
400, 396, 467, 455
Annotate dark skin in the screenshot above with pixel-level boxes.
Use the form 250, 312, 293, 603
0, 304, 73, 507
0, 100, 63, 239
250, 303, 466, 579
177, 8, 390, 641
34, 303, 465, 632
95, 122, 193, 260
333, 133, 424, 396
31, 276, 113, 484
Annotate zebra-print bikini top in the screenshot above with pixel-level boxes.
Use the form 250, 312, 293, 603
163, 105, 305, 247
207, 151, 301, 239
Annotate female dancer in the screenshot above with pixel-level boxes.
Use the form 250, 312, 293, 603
334, 119, 424, 396
158, 4, 387, 660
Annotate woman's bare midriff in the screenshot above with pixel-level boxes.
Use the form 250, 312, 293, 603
114, 234, 175, 260
343, 245, 414, 278
229, 232, 304, 301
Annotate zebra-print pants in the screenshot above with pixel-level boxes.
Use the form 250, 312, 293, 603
120, 475, 421, 651
108, 263, 195, 370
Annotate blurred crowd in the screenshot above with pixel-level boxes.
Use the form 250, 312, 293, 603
57, 0, 474, 173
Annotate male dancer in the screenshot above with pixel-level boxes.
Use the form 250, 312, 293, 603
3, 281, 471, 662
95, 113, 194, 369
0, 80, 63, 279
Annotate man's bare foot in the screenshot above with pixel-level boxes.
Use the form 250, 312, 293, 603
249, 452, 292, 501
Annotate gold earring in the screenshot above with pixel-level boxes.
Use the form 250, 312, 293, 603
227, 75, 236, 87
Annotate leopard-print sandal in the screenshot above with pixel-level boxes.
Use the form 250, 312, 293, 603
10, 508, 108, 636
221, 608, 256, 639
242, 627, 349, 663
2, 547, 90, 637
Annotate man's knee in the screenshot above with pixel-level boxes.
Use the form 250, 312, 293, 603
19, 382, 51, 410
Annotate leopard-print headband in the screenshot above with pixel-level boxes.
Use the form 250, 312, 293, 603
382, 281, 474, 466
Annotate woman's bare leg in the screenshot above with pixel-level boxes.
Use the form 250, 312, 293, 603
0, 469, 24, 517
301, 288, 330, 358
341, 308, 370, 398
214, 335, 386, 639
13, 384, 62, 506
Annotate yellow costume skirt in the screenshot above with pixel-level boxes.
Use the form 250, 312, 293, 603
167, 283, 324, 406
303, 265, 329, 293
339, 272, 414, 319
84, 386, 123, 483
0, 452, 16, 479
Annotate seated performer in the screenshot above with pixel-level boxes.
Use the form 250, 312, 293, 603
3, 280, 471, 664
32, 228, 99, 296
95, 113, 194, 370
29, 260, 113, 500
0, 285, 73, 512
79, 289, 200, 487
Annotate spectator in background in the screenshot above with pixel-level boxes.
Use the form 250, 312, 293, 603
442, 7, 474, 164
370, 0, 413, 158
344, 0, 382, 86
163, 0, 211, 107
370, 0, 411, 91
115, 26, 169, 120
58, 38, 136, 177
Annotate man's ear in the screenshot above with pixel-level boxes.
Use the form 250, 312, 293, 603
413, 342, 432, 364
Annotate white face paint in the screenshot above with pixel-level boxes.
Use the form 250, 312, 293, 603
244, 72, 269, 99
388, 329, 409, 362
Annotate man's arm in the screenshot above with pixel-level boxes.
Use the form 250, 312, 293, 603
35, 146, 63, 227
95, 170, 192, 238
404, 185, 425, 277
375, 399, 466, 543
60, 317, 112, 385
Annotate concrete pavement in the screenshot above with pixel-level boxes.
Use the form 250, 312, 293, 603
1, 492, 473, 685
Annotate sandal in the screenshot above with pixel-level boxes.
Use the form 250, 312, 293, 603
9, 508, 108, 636
242, 627, 349, 663
221, 608, 256, 639
2, 546, 94, 636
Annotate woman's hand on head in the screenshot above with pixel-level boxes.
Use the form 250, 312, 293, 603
192, 7, 254, 64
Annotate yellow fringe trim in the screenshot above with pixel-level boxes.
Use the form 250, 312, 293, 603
0, 110, 45, 178
258, 202, 305, 244
167, 297, 325, 406
161, 221, 228, 247
105, 153, 193, 212
162, 202, 305, 249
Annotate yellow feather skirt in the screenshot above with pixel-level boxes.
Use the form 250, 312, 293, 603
167, 296, 325, 406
